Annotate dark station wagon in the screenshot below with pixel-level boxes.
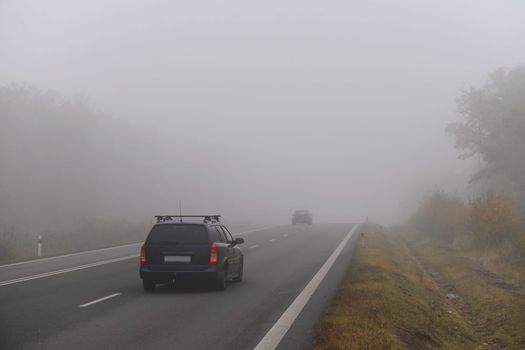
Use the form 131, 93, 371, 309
139, 215, 244, 292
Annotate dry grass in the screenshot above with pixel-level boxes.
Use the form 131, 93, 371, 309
315, 224, 477, 350
409, 237, 525, 348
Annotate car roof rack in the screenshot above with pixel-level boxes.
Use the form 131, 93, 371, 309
155, 215, 221, 223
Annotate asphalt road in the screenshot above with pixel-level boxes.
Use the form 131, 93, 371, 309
0, 224, 360, 350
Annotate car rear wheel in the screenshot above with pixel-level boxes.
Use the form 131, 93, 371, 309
233, 261, 243, 282
215, 274, 226, 291
143, 279, 156, 292
215, 266, 227, 291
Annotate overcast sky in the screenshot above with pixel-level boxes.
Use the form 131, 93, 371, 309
1, 1, 524, 224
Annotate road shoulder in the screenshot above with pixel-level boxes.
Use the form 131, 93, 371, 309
275, 224, 360, 350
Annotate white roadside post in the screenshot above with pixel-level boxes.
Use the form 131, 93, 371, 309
37, 235, 42, 257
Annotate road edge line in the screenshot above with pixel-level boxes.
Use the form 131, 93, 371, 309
0, 255, 138, 287
253, 223, 361, 350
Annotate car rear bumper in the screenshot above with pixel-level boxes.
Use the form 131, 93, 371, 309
140, 265, 221, 282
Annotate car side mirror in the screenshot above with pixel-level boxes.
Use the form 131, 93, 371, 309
234, 237, 244, 245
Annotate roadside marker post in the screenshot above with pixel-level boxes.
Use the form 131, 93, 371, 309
37, 235, 42, 257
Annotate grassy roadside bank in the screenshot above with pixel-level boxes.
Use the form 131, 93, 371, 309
314, 223, 525, 349
0, 220, 150, 264
404, 229, 525, 349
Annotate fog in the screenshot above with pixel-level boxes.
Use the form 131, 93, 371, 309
1, 0, 525, 229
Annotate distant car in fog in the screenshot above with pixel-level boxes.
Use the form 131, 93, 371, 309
139, 215, 244, 292
292, 210, 312, 225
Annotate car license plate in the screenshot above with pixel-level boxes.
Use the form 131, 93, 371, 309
164, 255, 191, 263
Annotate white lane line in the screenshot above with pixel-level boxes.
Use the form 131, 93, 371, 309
253, 224, 360, 350
249, 245, 259, 249
0, 242, 142, 268
79, 293, 122, 308
232, 226, 275, 236
269, 238, 276, 242
0, 254, 138, 287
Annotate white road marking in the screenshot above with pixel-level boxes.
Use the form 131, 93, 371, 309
232, 226, 274, 236
283, 233, 289, 237
253, 224, 360, 350
0, 242, 142, 269
269, 238, 276, 242
0, 255, 138, 287
79, 293, 122, 308
249, 245, 259, 249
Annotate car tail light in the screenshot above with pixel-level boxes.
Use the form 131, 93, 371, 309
140, 244, 147, 265
210, 242, 218, 264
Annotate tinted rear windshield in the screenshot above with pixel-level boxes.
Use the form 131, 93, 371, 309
147, 224, 209, 245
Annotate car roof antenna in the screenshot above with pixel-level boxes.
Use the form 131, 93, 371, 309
179, 200, 183, 223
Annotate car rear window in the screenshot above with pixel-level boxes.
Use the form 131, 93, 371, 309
147, 224, 209, 245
